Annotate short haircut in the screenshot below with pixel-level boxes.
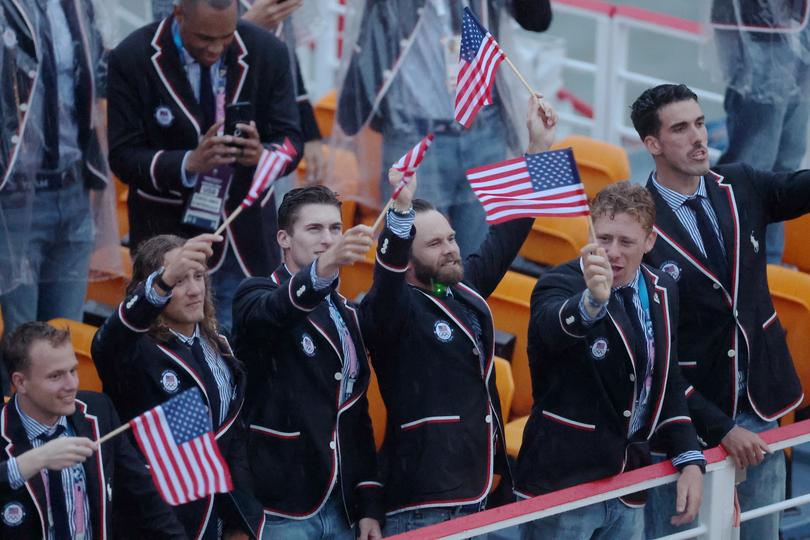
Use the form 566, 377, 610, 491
630, 84, 699, 140
412, 199, 436, 214
2, 322, 71, 376
277, 186, 342, 232
129, 235, 225, 354
177, 0, 234, 9
590, 181, 656, 233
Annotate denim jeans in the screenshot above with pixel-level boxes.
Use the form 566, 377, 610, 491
380, 107, 507, 258
644, 412, 785, 540
0, 181, 93, 333
521, 499, 643, 540
210, 246, 245, 335
383, 505, 479, 537
717, 89, 810, 264
261, 493, 355, 540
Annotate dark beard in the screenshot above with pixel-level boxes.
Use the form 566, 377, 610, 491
412, 255, 464, 286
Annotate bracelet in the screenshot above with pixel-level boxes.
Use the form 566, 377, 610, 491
155, 267, 175, 293
391, 205, 413, 216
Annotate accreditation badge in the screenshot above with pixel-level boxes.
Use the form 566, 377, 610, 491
181, 165, 233, 232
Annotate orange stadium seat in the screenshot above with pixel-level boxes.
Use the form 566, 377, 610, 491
85, 247, 132, 308
314, 90, 337, 137
552, 135, 631, 199
48, 318, 102, 392
784, 214, 810, 274
766, 265, 810, 418
519, 215, 590, 267
494, 356, 515, 421
367, 367, 387, 450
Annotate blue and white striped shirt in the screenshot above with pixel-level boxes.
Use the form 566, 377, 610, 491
7, 401, 92, 540
651, 174, 726, 259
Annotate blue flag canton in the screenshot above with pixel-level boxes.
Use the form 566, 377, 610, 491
526, 148, 581, 192
163, 388, 212, 445
460, 7, 488, 62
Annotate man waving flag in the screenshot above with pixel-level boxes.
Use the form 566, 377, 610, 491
455, 7, 506, 128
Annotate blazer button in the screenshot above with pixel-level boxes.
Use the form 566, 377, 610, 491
629, 373, 636, 382
727, 350, 736, 358
329, 440, 336, 450
472, 347, 479, 356
713, 283, 721, 290
623, 410, 631, 418
334, 372, 343, 381
485, 414, 492, 424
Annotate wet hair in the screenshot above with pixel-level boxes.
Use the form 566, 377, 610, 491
277, 186, 342, 232
2, 322, 71, 376
630, 84, 699, 140
177, 0, 235, 9
129, 235, 225, 354
590, 181, 656, 233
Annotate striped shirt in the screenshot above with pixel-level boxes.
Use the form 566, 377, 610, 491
651, 174, 726, 258
7, 401, 92, 540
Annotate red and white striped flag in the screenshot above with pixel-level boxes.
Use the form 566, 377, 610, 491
130, 388, 232, 506
467, 148, 590, 224
391, 133, 434, 199
455, 7, 506, 128
241, 137, 297, 209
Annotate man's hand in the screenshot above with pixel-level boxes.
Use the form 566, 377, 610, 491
671, 464, 703, 526
16, 437, 97, 481
161, 234, 223, 289
526, 94, 557, 154
721, 426, 771, 469
358, 517, 382, 540
222, 529, 249, 540
242, 0, 303, 30
231, 121, 265, 168
186, 122, 239, 174
304, 140, 326, 185
388, 168, 417, 212
580, 243, 612, 312
317, 225, 374, 278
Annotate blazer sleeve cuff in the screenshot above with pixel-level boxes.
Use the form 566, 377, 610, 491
117, 281, 167, 333
354, 481, 385, 524
558, 292, 591, 338
287, 262, 335, 312
376, 225, 414, 274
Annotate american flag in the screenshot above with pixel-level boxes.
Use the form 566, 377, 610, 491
455, 7, 505, 128
467, 148, 590, 224
391, 133, 434, 199
130, 388, 232, 506
241, 137, 297, 208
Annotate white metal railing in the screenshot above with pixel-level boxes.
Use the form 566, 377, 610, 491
388, 419, 810, 539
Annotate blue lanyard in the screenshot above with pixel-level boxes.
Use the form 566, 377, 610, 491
171, 20, 227, 99
637, 272, 650, 316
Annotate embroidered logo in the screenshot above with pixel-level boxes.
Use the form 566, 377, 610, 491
434, 320, 454, 342
154, 105, 174, 127
2, 502, 24, 527
590, 337, 609, 360
381, 238, 389, 255
126, 295, 138, 309
160, 370, 180, 394
565, 315, 575, 325
750, 231, 760, 254
660, 260, 681, 282
296, 285, 306, 298
301, 333, 316, 356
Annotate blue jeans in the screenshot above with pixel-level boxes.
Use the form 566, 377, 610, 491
261, 493, 355, 540
0, 181, 93, 332
644, 412, 785, 540
383, 505, 478, 537
380, 107, 507, 258
717, 89, 810, 264
521, 499, 643, 540
210, 246, 245, 335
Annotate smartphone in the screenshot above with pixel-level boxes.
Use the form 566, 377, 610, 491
225, 102, 254, 138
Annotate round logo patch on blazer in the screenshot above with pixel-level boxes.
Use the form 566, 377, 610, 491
434, 320, 454, 342
301, 333, 316, 357
660, 260, 681, 282
160, 370, 180, 394
154, 105, 174, 127
590, 337, 609, 360
2, 502, 24, 527
2, 28, 17, 49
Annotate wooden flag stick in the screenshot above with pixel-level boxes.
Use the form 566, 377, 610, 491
213, 186, 275, 237
371, 197, 396, 234
98, 422, 131, 445
503, 56, 537, 97
587, 213, 597, 244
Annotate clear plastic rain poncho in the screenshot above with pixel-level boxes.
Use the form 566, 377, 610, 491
706, 0, 810, 103
329, 0, 552, 209
0, 0, 121, 296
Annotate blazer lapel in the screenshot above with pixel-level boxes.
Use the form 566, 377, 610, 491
640, 268, 672, 439
705, 170, 740, 300
224, 30, 249, 104
69, 403, 105, 539
307, 300, 344, 363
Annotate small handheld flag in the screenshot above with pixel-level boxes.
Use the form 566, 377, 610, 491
455, 7, 506, 128
391, 133, 434, 199
129, 388, 232, 506
466, 148, 590, 224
